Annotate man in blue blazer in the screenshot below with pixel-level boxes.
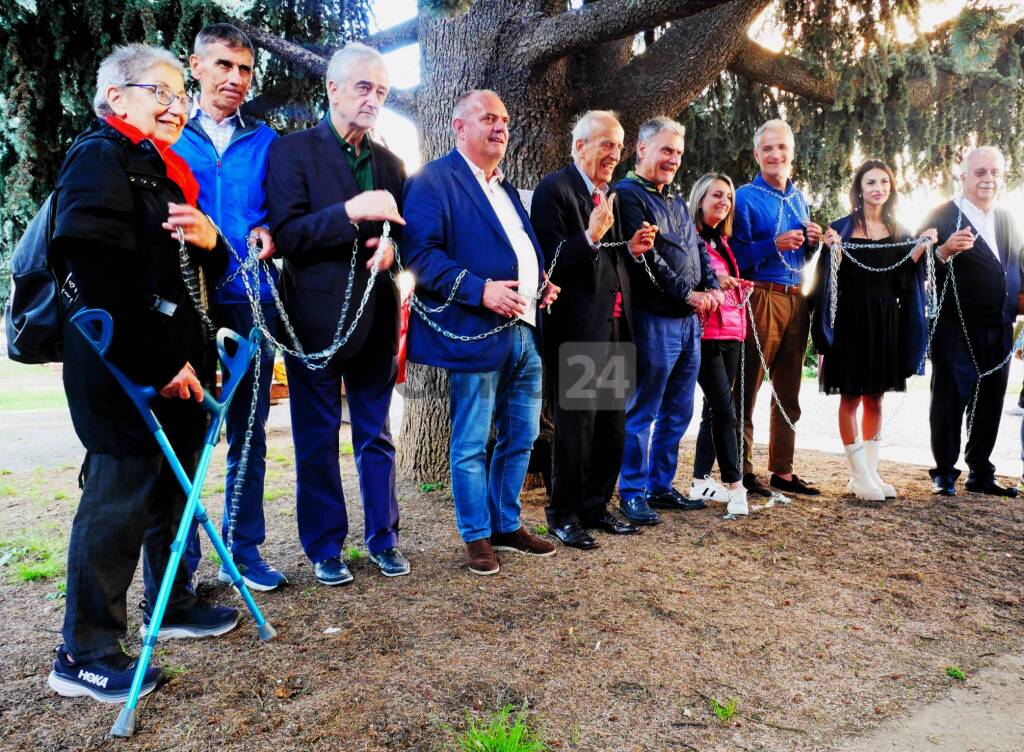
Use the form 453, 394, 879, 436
402, 89, 559, 575
265, 43, 408, 585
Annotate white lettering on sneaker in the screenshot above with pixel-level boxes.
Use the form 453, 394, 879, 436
77, 669, 109, 689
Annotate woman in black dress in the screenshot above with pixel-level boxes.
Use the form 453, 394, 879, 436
817, 160, 936, 500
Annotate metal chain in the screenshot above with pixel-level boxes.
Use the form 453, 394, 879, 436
175, 226, 216, 339
749, 183, 819, 275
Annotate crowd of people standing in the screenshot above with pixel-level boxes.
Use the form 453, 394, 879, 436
40, 25, 1024, 704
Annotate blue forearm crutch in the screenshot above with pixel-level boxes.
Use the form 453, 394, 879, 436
70, 308, 277, 738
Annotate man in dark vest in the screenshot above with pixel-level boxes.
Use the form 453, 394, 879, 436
924, 146, 1024, 497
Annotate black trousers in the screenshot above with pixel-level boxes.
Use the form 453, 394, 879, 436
929, 319, 1011, 482
62, 449, 198, 661
547, 319, 626, 528
694, 339, 742, 483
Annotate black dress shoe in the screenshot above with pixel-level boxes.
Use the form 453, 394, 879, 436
769, 473, 820, 496
551, 522, 599, 550
742, 473, 772, 498
964, 479, 1017, 497
585, 512, 641, 535
645, 488, 707, 511
931, 477, 957, 496
618, 495, 661, 525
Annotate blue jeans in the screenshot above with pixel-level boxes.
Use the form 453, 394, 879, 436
448, 323, 542, 542
185, 303, 279, 572
619, 310, 702, 499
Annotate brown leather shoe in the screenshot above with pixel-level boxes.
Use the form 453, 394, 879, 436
465, 538, 500, 575
491, 527, 556, 557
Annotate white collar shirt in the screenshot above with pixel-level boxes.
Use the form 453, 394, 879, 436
190, 102, 245, 158
955, 195, 999, 260
457, 149, 538, 326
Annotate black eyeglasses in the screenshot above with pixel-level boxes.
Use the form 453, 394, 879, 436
124, 83, 192, 112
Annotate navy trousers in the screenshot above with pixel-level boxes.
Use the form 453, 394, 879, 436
929, 319, 1011, 482
285, 341, 400, 561
185, 303, 280, 573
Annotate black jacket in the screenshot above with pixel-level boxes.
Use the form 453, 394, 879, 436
53, 121, 227, 455
266, 119, 405, 358
530, 164, 634, 360
614, 174, 718, 317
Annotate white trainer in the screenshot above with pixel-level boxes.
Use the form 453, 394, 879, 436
726, 486, 749, 516
689, 475, 731, 503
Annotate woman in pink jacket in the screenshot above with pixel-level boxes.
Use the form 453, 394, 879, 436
687, 174, 753, 515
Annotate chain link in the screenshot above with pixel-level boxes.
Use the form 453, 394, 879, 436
748, 183, 819, 275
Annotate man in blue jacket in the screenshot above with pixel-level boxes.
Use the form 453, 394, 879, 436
732, 119, 823, 498
402, 89, 559, 575
173, 23, 286, 591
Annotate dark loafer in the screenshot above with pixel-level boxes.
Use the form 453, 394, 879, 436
964, 479, 1017, 497
645, 488, 707, 511
314, 557, 354, 586
586, 511, 641, 535
931, 476, 957, 496
770, 473, 820, 496
551, 522, 599, 550
618, 495, 661, 525
742, 473, 773, 498
369, 546, 411, 577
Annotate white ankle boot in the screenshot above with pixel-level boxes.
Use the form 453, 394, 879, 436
863, 438, 896, 498
844, 442, 886, 501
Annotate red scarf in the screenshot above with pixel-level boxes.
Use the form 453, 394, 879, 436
104, 115, 200, 206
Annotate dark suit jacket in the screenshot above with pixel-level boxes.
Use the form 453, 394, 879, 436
530, 164, 633, 363
922, 200, 1024, 330
265, 118, 405, 357
401, 149, 545, 372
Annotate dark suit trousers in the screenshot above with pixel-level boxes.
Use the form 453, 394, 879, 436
547, 319, 626, 527
285, 340, 400, 561
929, 319, 1011, 482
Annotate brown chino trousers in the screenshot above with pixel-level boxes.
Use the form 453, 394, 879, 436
736, 286, 809, 476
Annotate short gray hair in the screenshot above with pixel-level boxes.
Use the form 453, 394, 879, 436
637, 116, 685, 148
570, 110, 621, 159
962, 145, 1006, 171
93, 43, 184, 117
326, 42, 386, 90
194, 23, 254, 57
753, 118, 794, 150
452, 89, 501, 122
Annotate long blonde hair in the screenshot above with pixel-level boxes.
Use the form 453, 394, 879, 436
688, 173, 735, 237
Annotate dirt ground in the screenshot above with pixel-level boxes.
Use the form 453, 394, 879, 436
1, 429, 1022, 752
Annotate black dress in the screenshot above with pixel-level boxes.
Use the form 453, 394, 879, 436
819, 237, 917, 395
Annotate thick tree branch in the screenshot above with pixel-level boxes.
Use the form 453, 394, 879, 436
585, 0, 772, 144
365, 18, 418, 53
727, 38, 960, 110
521, 0, 731, 65
241, 22, 328, 77
384, 88, 418, 120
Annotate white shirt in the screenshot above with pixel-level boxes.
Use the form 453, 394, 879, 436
575, 163, 608, 248
457, 150, 539, 326
190, 102, 245, 157
955, 195, 999, 261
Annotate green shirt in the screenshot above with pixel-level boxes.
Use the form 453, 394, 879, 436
328, 119, 374, 192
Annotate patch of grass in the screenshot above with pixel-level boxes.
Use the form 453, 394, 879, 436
0, 533, 65, 583
0, 389, 67, 412
420, 481, 444, 493
457, 704, 548, 752
343, 545, 365, 563
945, 666, 966, 681
205, 550, 222, 566
533, 524, 549, 536
340, 442, 354, 456
268, 451, 293, 465
0, 484, 17, 497
709, 697, 737, 723
263, 488, 286, 502
45, 581, 67, 600
212, 483, 226, 494
53, 490, 66, 501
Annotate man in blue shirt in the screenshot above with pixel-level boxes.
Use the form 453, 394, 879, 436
731, 119, 822, 497
173, 23, 286, 591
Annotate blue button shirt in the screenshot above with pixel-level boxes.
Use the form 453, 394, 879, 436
732, 173, 810, 286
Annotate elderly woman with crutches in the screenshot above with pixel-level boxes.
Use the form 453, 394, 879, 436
47, 43, 238, 703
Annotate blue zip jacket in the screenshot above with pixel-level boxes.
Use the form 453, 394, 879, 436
172, 116, 278, 304
732, 174, 812, 286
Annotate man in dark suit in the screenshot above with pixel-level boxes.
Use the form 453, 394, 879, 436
531, 110, 657, 549
402, 89, 559, 576
266, 43, 408, 585
925, 146, 1024, 497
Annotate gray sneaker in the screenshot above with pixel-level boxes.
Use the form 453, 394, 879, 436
369, 547, 411, 577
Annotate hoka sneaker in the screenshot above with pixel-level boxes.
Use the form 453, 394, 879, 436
48, 647, 162, 704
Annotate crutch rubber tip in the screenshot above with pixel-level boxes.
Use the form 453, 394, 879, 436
257, 622, 277, 641
110, 707, 137, 738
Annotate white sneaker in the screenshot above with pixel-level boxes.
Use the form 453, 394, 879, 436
726, 487, 749, 516
689, 475, 731, 503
